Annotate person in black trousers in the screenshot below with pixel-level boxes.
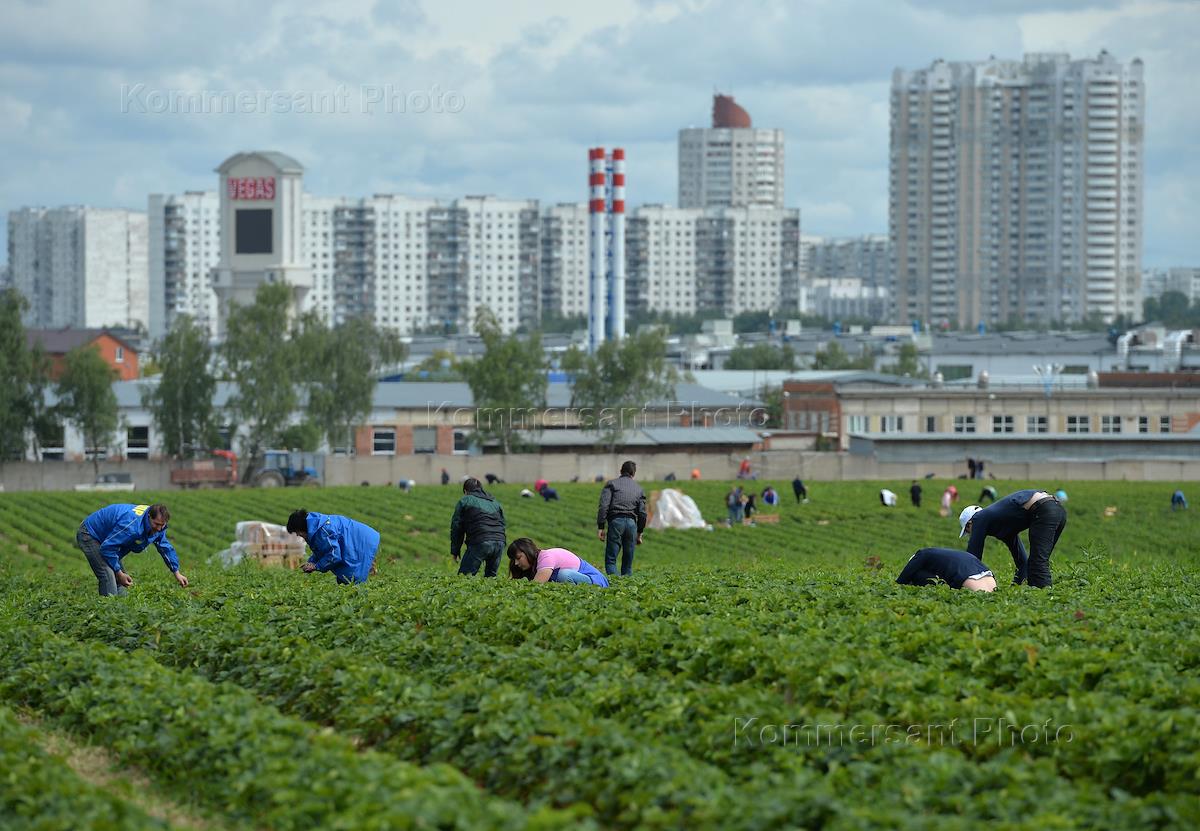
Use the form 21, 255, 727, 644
792, 476, 808, 504
909, 480, 922, 507
960, 489, 1066, 588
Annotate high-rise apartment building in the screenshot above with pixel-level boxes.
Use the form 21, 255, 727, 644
890, 51, 1144, 327
8, 206, 148, 331
1142, 267, 1200, 305
627, 205, 800, 317
803, 234, 891, 288
148, 191, 220, 338
678, 95, 785, 210
540, 203, 590, 321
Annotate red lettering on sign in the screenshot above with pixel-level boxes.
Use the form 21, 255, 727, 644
227, 177, 277, 201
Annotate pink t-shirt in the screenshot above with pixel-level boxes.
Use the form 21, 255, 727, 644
536, 547, 581, 571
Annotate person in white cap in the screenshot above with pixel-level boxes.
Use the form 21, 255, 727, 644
958, 489, 1066, 588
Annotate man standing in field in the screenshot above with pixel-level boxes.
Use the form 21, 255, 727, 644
959, 489, 1066, 588
76, 503, 189, 596
288, 509, 380, 585
597, 460, 647, 576
450, 477, 507, 577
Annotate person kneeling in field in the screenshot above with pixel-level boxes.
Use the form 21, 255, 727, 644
287, 509, 380, 585
76, 503, 189, 596
896, 548, 997, 592
507, 538, 609, 587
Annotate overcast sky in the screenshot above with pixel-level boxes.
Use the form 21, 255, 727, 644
1, 0, 1196, 266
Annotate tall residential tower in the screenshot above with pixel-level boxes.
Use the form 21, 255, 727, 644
679, 94, 785, 210
890, 51, 1144, 327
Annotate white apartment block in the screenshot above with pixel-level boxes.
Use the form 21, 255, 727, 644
800, 278, 892, 322
148, 191, 220, 338
627, 205, 801, 318
457, 196, 539, 334
678, 95, 785, 210
890, 51, 1144, 328
540, 203, 590, 320
1142, 267, 1200, 305
368, 195, 439, 332
8, 206, 149, 331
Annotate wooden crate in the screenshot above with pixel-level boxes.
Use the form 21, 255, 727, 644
744, 514, 780, 525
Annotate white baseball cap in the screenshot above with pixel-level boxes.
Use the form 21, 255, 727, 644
958, 505, 982, 537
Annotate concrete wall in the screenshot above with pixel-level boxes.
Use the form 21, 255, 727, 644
2, 453, 1198, 493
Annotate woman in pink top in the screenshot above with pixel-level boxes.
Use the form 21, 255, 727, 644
506, 538, 609, 587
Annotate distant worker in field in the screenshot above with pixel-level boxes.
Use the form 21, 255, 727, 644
1172, 489, 1188, 511
761, 486, 779, 507
597, 460, 647, 577
725, 486, 745, 526
450, 477, 507, 578
738, 457, 752, 479
288, 509, 380, 585
440, 468, 450, 486
792, 476, 809, 504
76, 503, 189, 597
744, 493, 758, 521
879, 488, 898, 508
959, 489, 1067, 588
978, 485, 998, 504
485, 473, 504, 485
1055, 488, 1068, 503
940, 485, 958, 517
910, 480, 922, 507
690, 468, 702, 480
538, 482, 560, 502
507, 538, 609, 587
896, 547, 997, 592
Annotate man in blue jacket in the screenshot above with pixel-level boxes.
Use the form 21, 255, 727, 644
287, 509, 380, 584
959, 489, 1067, 588
76, 503, 189, 596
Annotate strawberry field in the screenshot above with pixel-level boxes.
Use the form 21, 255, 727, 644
1, 479, 1198, 829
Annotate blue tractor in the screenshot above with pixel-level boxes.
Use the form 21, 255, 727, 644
253, 450, 324, 488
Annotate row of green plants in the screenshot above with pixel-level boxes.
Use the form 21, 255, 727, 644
0, 704, 169, 831
0, 620, 583, 830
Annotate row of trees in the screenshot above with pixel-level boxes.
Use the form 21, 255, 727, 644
0, 289, 122, 475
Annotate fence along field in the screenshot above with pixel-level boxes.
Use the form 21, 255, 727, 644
1, 480, 1197, 829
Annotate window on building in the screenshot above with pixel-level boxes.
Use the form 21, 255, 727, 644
1067, 415, 1091, 434
37, 423, 64, 461
413, 427, 437, 454
925, 415, 937, 433
372, 427, 396, 455
1160, 415, 1172, 433
1026, 415, 1048, 433
115, 346, 125, 364
953, 415, 976, 434
126, 426, 149, 459
453, 430, 469, 454
848, 415, 869, 433
992, 415, 1014, 433
880, 415, 904, 433
937, 365, 972, 382
1101, 415, 1122, 434
1138, 416, 1149, 433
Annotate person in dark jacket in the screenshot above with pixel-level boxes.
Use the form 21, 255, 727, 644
76, 503, 188, 596
792, 476, 808, 503
896, 547, 997, 592
909, 480, 922, 507
959, 489, 1066, 588
450, 477, 507, 577
597, 460, 647, 576
288, 509, 380, 585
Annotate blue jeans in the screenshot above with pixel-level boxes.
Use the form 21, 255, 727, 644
551, 568, 592, 584
604, 516, 637, 576
458, 541, 503, 577
77, 525, 125, 597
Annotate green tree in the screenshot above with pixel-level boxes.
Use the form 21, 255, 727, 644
292, 313, 407, 453
278, 421, 322, 452
459, 308, 547, 454
725, 343, 797, 371
811, 340, 874, 370
562, 329, 678, 451
0, 289, 49, 464
221, 283, 297, 479
758, 386, 785, 430
1143, 291, 1192, 328
881, 342, 928, 378
56, 345, 119, 477
410, 349, 463, 381
144, 314, 218, 457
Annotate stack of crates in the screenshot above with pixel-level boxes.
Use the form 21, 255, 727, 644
235, 521, 308, 569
